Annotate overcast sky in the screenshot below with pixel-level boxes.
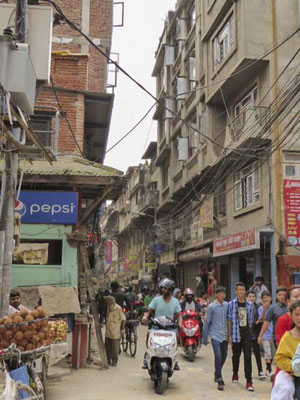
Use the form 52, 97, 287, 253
105, 0, 176, 172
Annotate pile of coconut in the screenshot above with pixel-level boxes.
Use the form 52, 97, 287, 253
0, 307, 50, 352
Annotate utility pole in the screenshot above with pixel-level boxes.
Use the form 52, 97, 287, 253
0, 0, 26, 316
270, 0, 281, 301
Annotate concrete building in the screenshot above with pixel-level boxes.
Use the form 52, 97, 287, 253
148, 0, 300, 299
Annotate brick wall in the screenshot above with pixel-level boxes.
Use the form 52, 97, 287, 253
36, 54, 88, 154
52, 0, 113, 92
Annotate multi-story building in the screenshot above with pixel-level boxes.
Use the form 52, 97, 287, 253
0, 0, 123, 290
149, 0, 300, 299
103, 159, 159, 290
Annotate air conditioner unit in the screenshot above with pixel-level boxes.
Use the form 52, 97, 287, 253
176, 76, 188, 100
176, 18, 187, 41
165, 98, 175, 119
175, 227, 184, 240
177, 137, 188, 161
165, 45, 175, 66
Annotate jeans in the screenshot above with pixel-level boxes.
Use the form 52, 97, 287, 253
251, 338, 262, 373
211, 339, 228, 382
232, 334, 252, 383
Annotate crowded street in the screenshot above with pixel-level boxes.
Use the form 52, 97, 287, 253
47, 325, 271, 400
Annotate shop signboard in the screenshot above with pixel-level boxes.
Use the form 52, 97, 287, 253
213, 228, 258, 257
284, 179, 300, 246
200, 195, 214, 228
144, 251, 155, 268
10, 191, 78, 225
179, 247, 212, 262
190, 221, 203, 242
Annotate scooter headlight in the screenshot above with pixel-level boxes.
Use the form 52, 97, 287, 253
156, 346, 169, 357
183, 326, 198, 337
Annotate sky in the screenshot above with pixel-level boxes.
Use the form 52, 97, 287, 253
105, 0, 176, 172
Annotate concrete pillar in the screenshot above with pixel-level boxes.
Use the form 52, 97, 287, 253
81, 0, 90, 54
230, 256, 239, 300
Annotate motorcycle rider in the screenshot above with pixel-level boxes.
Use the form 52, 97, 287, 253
181, 288, 203, 335
142, 278, 182, 369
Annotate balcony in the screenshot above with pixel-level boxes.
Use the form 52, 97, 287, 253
137, 190, 155, 214
156, 137, 171, 166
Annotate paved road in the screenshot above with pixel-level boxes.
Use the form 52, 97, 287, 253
47, 325, 272, 400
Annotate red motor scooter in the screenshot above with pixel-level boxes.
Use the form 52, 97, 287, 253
179, 309, 201, 362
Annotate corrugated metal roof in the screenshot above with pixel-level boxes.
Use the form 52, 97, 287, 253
0, 156, 123, 177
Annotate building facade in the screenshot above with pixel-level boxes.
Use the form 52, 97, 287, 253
147, 0, 300, 300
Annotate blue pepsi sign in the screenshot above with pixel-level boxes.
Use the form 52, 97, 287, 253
14, 191, 78, 225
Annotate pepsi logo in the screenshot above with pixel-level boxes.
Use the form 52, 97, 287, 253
15, 200, 26, 217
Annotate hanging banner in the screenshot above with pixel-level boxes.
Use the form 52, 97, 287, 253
200, 195, 214, 228
213, 228, 258, 257
105, 241, 113, 266
284, 179, 300, 246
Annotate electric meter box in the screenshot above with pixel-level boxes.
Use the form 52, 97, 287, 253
0, 4, 53, 83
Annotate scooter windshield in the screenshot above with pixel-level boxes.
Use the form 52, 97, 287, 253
152, 316, 176, 330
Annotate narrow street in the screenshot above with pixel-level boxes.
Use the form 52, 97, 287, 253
47, 326, 272, 400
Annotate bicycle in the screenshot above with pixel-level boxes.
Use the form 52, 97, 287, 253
121, 310, 139, 357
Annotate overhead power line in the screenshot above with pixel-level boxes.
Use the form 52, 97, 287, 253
41, 0, 299, 155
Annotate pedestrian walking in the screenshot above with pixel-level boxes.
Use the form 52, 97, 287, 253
202, 286, 228, 391
246, 290, 266, 380
103, 295, 126, 366
250, 276, 269, 306
228, 282, 254, 391
258, 286, 287, 349
258, 291, 276, 377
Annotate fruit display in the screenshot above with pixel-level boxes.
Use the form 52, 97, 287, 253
49, 319, 68, 343
0, 307, 50, 351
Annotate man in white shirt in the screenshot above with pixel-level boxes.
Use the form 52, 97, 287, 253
8, 290, 30, 316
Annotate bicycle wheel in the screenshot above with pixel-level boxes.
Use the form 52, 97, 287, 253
129, 326, 137, 357
121, 331, 128, 352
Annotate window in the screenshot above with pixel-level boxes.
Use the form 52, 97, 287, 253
234, 163, 260, 211
188, 112, 198, 158
13, 239, 63, 265
188, 5, 196, 32
233, 87, 257, 135
162, 162, 169, 189
28, 116, 52, 147
214, 183, 226, 218
213, 14, 235, 70
186, 49, 196, 90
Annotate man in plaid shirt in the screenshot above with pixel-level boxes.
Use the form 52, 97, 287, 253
228, 282, 254, 391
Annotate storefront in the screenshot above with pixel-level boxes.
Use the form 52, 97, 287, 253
213, 228, 275, 300
178, 246, 215, 297
12, 191, 78, 288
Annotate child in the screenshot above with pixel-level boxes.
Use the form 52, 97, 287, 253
272, 300, 300, 400
247, 290, 266, 380
258, 290, 276, 376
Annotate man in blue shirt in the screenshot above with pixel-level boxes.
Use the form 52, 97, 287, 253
142, 278, 182, 369
142, 278, 182, 324
228, 282, 254, 392
203, 286, 228, 391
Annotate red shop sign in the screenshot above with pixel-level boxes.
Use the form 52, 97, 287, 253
284, 180, 300, 246
213, 228, 258, 257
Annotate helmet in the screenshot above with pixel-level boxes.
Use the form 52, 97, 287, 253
158, 278, 175, 292
184, 288, 195, 296
173, 288, 181, 297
